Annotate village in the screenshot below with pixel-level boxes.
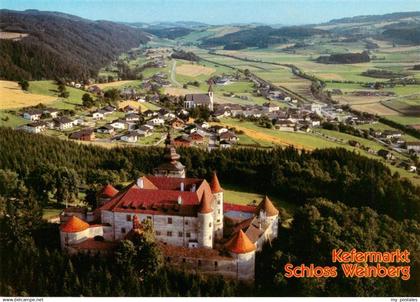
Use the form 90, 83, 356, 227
10, 46, 419, 174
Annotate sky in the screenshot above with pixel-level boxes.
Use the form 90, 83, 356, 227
1, 0, 420, 25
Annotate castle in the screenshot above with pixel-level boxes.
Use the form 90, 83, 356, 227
59, 134, 279, 281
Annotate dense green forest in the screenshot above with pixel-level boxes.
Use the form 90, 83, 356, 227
316, 51, 371, 64
0, 127, 419, 296
0, 10, 150, 81
142, 27, 193, 39
201, 26, 326, 49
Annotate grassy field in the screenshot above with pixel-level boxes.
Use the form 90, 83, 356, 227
356, 122, 419, 142
215, 118, 342, 150
0, 111, 27, 128
223, 184, 296, 214
176, 63, 215, 77
384, 116, 420, 126
0, 80, 57, 109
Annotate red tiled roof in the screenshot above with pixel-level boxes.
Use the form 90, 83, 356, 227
225, 229, 256, 254
145, 176, 202, 191
99, 176, 214, 217
210, 171, 223, 193
224, 202, 256, 213
199, 191, 213, 214
100, 184, 119, 198
60, 216, 90, 233
256, 196, 279, 217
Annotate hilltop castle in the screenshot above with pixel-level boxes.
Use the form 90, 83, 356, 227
59, 133, 279, 281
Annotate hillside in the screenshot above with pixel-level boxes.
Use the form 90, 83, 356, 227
201, 26, 327, 49
316, 11, 420, 44
0, 9, 150, 81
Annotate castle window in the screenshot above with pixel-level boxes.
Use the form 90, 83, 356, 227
217, 219, 220, 223
215, 261, 218, 268
147, 216, 152, 220
121, 227, 126, 234
209, 235, 211, 240
167, 231, 172, 237
156, 231, 161, 236
167, 217, 172, 224
178, 232, 183, 237
186, 232, 191, 238
126, 215, 131, 222
166, 257, 171, 263
218, 210, 221, 214
217, 200, 221, 205
182, 258, 186, 263
209, 222, 212, 228
185, 220, 189, 225
198, 260, 201, 267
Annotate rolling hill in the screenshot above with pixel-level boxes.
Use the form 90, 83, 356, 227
0, 9, 150, 81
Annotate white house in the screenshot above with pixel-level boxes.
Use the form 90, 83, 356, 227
92, 111, 104, 120
121, 131, 138, 143
54, 117, 74, 131
22, 121, 47, 133
147, 117, 165, 126
23, 109, 43, 121
110, 120, 127, 130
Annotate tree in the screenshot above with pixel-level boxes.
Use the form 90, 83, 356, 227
82, 93, 94, 108
18, 79, 29, 91
57, 83, 69, 98
53, 167, 80, 206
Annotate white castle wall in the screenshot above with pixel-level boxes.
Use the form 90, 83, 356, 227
232, 251, 256, 281
212, 192, 224, 240
198, 212, 213, 248
109, 211, 200, 247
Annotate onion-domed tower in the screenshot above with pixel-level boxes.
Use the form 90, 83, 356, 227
154, 132, 186, 178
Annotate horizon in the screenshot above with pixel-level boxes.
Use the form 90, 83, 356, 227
1, 0, 420, 25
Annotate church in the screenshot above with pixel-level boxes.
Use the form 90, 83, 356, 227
59, 133, 279, 281
184, 85, 214, 111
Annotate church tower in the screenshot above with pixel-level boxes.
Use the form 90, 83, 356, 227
210, 171, 224, 240
153, 132, 186, 178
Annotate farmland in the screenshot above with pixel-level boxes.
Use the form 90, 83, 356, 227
0, 80, 57, 109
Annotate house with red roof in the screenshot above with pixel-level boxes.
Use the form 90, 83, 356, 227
59, 133, 279, 281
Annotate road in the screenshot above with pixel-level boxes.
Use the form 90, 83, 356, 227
170, 60, 182, 87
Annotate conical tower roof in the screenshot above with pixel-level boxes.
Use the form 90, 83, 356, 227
210, 171, 223, 193
60, 216, 90, 233
225, 229, 256, 254
198, 192, 213, 214
100, 184, 119, 198
256, 195, 279, 217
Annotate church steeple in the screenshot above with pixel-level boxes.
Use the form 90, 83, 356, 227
153, 131, 186, 178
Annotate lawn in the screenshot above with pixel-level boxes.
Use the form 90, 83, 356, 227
0, 110, 27, 127
28, 80, 93, 110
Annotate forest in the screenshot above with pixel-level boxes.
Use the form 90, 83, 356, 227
316, 51, 371, 64
201, 26, 326, 49
0, 127, 419, 296
0, 10, 150, 81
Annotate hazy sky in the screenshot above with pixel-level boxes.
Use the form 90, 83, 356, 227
1, 0, 419, 25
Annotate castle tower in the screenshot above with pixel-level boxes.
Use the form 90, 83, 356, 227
225, 229, 256, 281
256, 196, 279, 240
59, 216, 90, 249
197, 192, 214, 248
154, 132, 186, 178
210, 171, 224, 240
208, 84, 214, 111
